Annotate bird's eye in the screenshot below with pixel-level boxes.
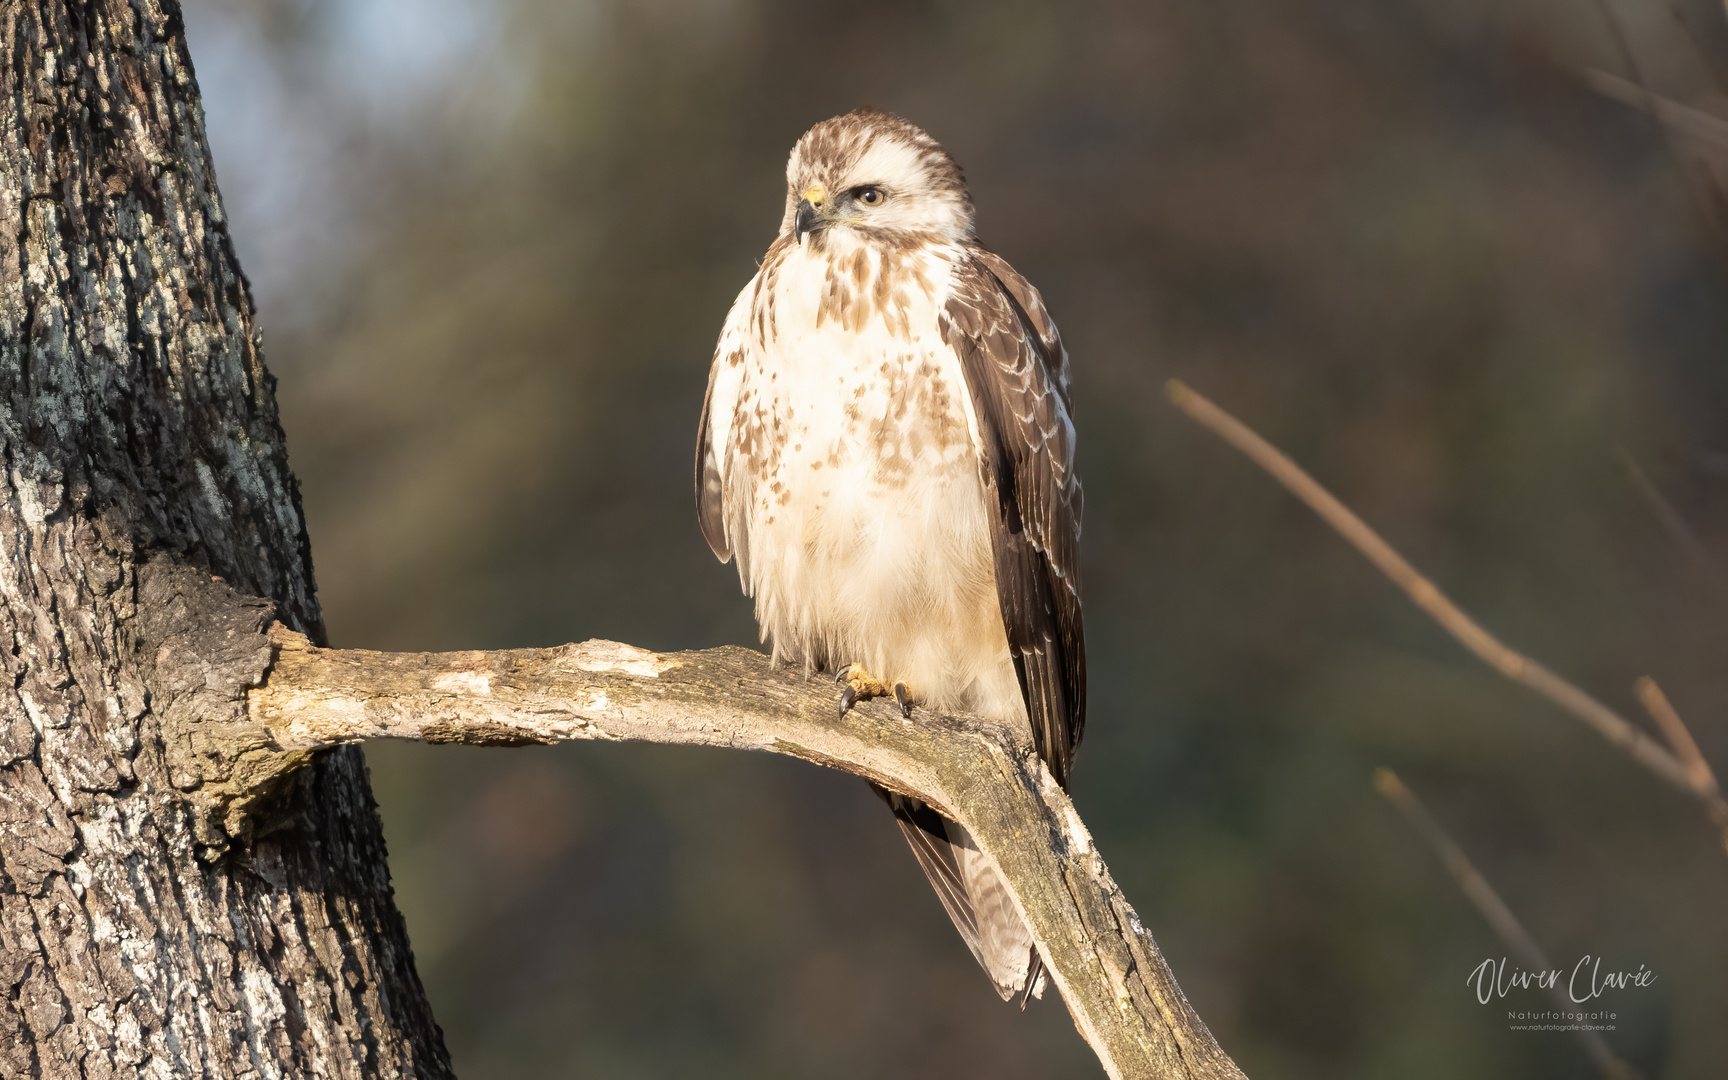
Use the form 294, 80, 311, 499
854, 186, 886, 207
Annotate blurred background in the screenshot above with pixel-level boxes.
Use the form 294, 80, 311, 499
181, 0, 1727, 1076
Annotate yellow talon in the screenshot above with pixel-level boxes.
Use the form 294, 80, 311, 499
835, 664, 915, 719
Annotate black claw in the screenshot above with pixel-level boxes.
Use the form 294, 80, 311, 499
834, 664, 854, 685
838, 684, 859, 717
893, 683, 913, 719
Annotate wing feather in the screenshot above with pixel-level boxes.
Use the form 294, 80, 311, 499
941, 248, 1086, 788
695, 275, 759, 565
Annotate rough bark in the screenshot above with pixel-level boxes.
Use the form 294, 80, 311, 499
0, 1, 1246, 1076
0, 2, 449, 1076
157, 591, 1240, 1080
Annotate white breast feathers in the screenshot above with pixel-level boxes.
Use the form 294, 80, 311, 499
709, 232, 1026, 726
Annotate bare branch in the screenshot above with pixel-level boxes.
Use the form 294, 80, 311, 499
225, 625, 1245, 1080
1589, 0, 1728, 256
1583, 67, 1728, 148
1373, 769, 1638, 1080
1614, 447, 1728, 596
1633, 677, 1728, 853
1634, 677, 1717, 793
1163, 381, 1718, 817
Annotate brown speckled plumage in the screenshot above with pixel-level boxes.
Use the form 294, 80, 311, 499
696, 109, 1084, 1003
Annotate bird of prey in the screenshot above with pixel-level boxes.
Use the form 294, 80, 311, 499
695, 108, 1084, 1003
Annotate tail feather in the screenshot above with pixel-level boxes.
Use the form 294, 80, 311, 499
886, 798, 980, 946
872, 784, 1044, 1004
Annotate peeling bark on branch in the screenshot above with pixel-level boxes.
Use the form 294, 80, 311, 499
156, 589, 1242, 1080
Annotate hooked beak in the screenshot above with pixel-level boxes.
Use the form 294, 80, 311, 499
794, 198, 820, 244
794, 186, 827, 244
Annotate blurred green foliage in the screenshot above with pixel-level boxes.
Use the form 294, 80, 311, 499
186, 0, 1727, 1076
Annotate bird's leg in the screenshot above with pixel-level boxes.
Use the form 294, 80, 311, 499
835, 664, 916, 719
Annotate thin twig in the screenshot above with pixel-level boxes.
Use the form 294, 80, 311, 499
1634, 677, 1728, 853
1634, 677, 1719, 793
1373, 769, 1637, 1080
1593, 0, 1728, 255
1164, 380, 1723, 820
1583, 67, 1728, 148
1614, 447, 1728, 595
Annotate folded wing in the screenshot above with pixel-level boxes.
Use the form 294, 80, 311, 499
940, 248, 1086, 788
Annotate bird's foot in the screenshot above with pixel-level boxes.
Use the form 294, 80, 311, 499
835, 664, 915, 719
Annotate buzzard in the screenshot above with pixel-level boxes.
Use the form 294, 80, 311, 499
695, 108, 1084, 1003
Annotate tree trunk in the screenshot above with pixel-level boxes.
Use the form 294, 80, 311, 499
0, 4, 1249, 1078
0, 2, 451, 1076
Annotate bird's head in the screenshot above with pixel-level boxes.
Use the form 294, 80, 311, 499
782, 108, 975, 249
